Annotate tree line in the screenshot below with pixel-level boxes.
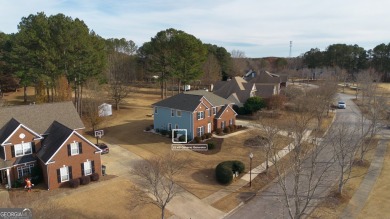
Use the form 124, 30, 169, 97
302, 43, 390, 81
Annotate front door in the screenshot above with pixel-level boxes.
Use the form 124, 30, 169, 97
0, 169, 7, 185
207, 123, 211, 133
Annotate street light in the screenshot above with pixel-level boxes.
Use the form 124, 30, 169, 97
249, 152, 253, 187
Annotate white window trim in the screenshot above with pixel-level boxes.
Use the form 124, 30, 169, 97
17, 164, 34, 179
212, 107, 217, 115
197, 111, 204, 120
84, 161, 92, 176
171, 109, 175, 117
15, 142, 32, 157
70, 142, 79, 156
197, 126, 204, 137
229, 119, 233, 126
60, 166, 69, 182
176, 110, 182, 117
208, 109, 211, 117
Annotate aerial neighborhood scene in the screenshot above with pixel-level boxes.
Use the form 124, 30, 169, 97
1, 1, 390, 219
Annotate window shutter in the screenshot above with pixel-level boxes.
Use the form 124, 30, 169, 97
81, 163, 84, 176
69, 166, 73, 180
57, 169, 61, 183
67, 144, 71, 156
79, 142, 83, 154
11, 145, 15, 158
31, 142, 36, 153
91, 160, 95, 173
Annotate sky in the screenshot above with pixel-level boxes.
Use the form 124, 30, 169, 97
1, 0, 390, 58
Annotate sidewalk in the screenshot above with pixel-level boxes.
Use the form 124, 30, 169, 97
340, 137, 389, 218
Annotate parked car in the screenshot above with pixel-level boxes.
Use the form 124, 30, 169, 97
96, 143, 109, 154
338, 101, 346, 109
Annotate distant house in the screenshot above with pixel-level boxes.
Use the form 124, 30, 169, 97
213, 77, 256, 107
152, 90, 237, 140
0, 102, 102, 190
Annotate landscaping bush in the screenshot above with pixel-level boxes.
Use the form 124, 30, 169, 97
223, 126, 231, 134
194, 136, 201, 143
160, 129, 169, 136
229, 125, 236, 132
216, 128, 222, 135
215, 161, 245, 185
237, 125, 243, 129
178, 135, 186, 142
13, 178, 24, 188
205, 133, 212, 139
145, 126, 151, 131
69, 178, 80, 188
244, 96, 266, 114
208, 142, 215, 150
80, 176, 91, 185
31, 166, 43, 185
90, 173, 100, 181
201, 134, 206, 140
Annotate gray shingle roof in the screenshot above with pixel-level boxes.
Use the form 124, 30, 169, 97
153, 90, 232, 112
0, 118, 21, 146
255, 84, 277, 98
37, 121, 74, 164
247, 71, 281, 84
213, 77, 254, 104
0, 102, 84, 134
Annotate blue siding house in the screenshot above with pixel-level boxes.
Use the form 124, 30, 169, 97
152, 90, 237, 140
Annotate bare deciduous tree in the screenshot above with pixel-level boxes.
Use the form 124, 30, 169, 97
82, 79, 105, 132
131, 152, 188, 219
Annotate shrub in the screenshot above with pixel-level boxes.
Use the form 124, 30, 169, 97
215, 161, 246, 185
237, 125, 243, 129
208, 142, 215, 150
201, 134, 206, 140
31, 166, 43, 185
69, 178, 80, 188
160, 129, 169, 136
216, 128, 222, 135
178, 135, 186, 142
90, 173, 100, 181
145, 126, 151, 131
13, 178, 24, 188
194, 136, 201, 143
205, 133, 212, 139
244, 96, 266, 114
80, 176, 91, 185
229, 125, 236, 132
223, 126, 231, 134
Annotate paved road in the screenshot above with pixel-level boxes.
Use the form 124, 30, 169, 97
226, 93, 364, 219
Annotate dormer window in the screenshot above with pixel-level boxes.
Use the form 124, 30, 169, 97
14, 142, 32, 157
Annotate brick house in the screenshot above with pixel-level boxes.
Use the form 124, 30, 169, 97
0, 102, 102, 190
152, 90, 237, 140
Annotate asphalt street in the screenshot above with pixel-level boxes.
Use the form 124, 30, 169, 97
226, 93, 365, 219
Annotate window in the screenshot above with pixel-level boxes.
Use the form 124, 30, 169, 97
60, 166, 69, 182
197, 111, 204, 120
154, 107, 158, 114
197, 126, 204, 137
221, 121, 226, 129
14, 142, 32, 157
168, 123, 172, 131
212, 107, 217, 115
208, 109, 211, 117
176, 110, 182, 117
171, 109, 175, 117
229, 119, 233, 126
17, 164, 34, 179
70, 142, 79, 155
84, 161, 92, 176
175, 124, 179, 129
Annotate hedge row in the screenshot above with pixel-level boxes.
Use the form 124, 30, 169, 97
69, 173, 100, 188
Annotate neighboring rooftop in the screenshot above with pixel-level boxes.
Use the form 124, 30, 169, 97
153, 90, 233, 111
0, 102, 84, 134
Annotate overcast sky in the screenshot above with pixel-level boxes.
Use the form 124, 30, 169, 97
1, 0, 389, 58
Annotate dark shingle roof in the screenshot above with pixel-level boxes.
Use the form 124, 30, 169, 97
255, 84, 277, 98
0, 118, 21, 145
213, 77, 254, 104
13, 154, 35, 165
37, 121, 74, 164
0, 102, 84, 134
153, 90, 232, 112
248, 71, 281, 84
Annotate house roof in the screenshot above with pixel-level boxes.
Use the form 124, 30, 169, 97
255, 84, 277, 98
153, 90, 232, 112
0, 118, 21, 146
0, 102, 84, 134
246, 71, 281, 84
37, 121, 74, 164
213, 77, 254, 104
215, 105, 237, 119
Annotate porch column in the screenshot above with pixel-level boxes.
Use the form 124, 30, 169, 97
6, 168, 11, 188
